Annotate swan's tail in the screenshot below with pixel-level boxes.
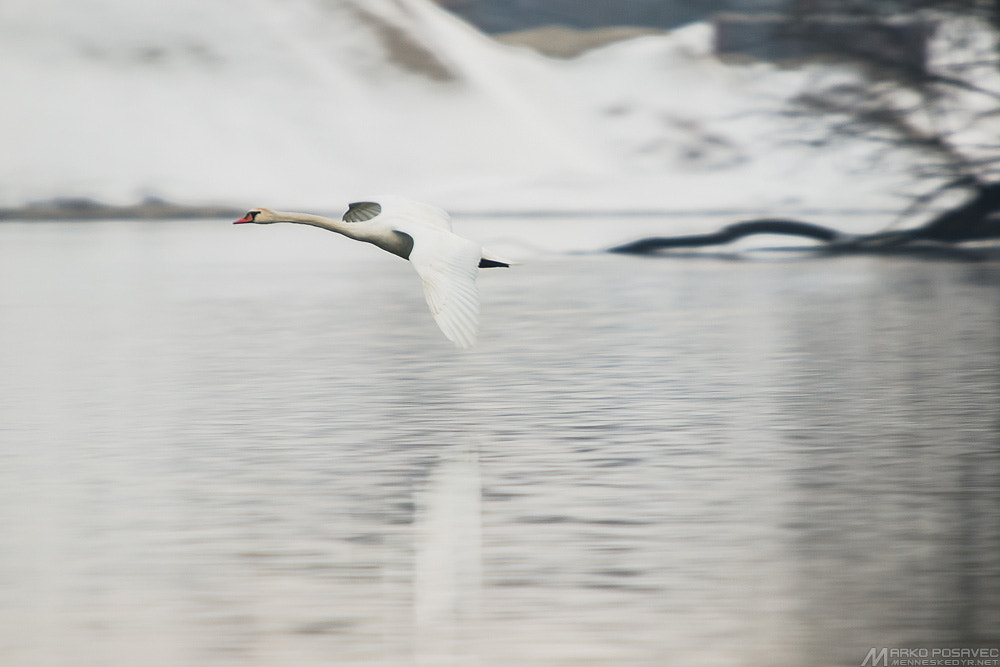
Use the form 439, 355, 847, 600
478, 247, 512, 268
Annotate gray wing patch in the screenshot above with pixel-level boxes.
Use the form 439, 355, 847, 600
343, 201, 382, 223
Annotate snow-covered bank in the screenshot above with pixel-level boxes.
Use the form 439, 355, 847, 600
0, 0, 949, 220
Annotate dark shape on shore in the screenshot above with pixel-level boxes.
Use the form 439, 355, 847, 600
609, 181, 1000, 259
0, 197, 244, 222
609, 219, 843, 254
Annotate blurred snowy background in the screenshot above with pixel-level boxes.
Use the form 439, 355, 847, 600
0, 0, 958, 217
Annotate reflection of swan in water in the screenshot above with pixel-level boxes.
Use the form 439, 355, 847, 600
413, 443, 482, 664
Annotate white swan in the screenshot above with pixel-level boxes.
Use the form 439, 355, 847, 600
234, 196, 508, 348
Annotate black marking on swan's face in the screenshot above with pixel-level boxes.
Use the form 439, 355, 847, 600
234, 210, 262, 224
343, 201, 382, 223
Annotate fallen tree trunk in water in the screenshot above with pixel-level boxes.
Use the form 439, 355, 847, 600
608, 183, 1000, 258
608, 219, 846, 254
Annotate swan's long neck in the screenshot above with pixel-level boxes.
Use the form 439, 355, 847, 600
271, 211, 360, 239
267, 209, 413, 259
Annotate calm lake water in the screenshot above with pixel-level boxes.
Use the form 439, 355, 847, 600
0, 218, 998, 666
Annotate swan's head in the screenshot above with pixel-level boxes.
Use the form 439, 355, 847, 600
233, 208, 278, 224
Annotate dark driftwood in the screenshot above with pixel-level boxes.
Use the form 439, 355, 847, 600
608, 182, 1000, 257
608, 219, 844, 254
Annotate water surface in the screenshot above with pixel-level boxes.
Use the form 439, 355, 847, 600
1, 219, 998, 666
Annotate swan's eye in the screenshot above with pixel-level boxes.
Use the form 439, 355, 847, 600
249, 210, 260, 219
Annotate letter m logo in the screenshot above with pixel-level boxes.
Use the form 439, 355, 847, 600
862, 648, 889, 666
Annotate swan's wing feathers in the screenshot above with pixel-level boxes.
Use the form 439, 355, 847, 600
399, 227, 481, 349
379, 196, 452, 231
343, 201, 382, 222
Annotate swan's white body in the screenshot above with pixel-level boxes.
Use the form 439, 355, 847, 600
234, 196, 507, 348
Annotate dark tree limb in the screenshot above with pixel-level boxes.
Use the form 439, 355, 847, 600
608, 218, 848, 254
608, 181, 1000, 258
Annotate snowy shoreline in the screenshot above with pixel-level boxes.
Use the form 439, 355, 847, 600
0, 198, 243, 221
0, 196, 902, 222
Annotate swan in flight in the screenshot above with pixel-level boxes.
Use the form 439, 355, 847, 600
234, 196, 508, 348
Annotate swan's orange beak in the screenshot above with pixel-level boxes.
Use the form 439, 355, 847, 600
233, 214, 254, 224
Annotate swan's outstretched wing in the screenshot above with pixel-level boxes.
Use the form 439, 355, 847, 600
396, 225, 482, 349
374, 196, 453, 231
